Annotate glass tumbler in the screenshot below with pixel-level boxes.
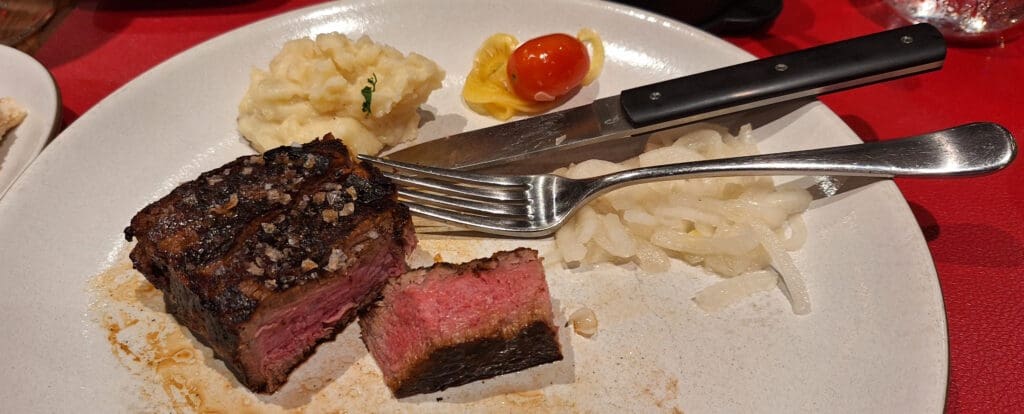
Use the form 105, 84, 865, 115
885, 0, 1024, 45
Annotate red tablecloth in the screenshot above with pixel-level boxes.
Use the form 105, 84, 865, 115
32, 0, 1024, 411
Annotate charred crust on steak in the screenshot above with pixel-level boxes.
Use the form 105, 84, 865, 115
127, 135, 394, 311
125, 135, 416, 393
390, 321, 562, 398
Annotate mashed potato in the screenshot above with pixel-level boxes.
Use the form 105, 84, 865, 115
238, 33, 445, 154
549, 125, 814, 314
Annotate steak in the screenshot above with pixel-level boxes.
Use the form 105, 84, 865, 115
359, 248, 562, 398
124, 135, 416, 393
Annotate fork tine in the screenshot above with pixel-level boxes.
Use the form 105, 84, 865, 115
382, 171, 528, 202
397, 188, 531, 217
403, 202, 541, 235
359, 154, 530, 186
358, 154, 563, 237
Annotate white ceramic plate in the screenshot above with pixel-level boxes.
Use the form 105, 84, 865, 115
0, 44, 59, 199
0, 1, 947, 412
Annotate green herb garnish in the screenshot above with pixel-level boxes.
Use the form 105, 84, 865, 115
361, 73, 378, 117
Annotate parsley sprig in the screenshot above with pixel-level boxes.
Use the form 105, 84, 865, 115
361, 73, 378, 117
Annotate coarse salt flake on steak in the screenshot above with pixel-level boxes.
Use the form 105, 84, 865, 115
124, 135, 416, 393
359, 248, 562, 398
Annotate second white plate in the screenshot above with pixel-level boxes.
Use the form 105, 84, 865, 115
0, 45, 59, 199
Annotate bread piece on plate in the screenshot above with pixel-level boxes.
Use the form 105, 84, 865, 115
0, 97, 28, 141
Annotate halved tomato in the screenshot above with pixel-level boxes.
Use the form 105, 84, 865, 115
506, 33, 590, 102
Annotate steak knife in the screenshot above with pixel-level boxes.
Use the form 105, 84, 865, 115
386, 23, 946, 173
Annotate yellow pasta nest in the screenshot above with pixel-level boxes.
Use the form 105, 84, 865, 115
462, 29, 604, 121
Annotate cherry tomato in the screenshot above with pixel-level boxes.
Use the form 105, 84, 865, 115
506, 33, 590, 102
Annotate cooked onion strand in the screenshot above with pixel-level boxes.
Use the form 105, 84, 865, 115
552, 125, 814, 313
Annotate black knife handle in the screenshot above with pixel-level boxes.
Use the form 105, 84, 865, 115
620, 23, 946, 127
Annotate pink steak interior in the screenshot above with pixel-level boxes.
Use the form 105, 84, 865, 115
362, 249, 554, 381
241, 243, 407, 382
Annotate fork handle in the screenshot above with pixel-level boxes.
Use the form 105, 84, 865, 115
619, 23, 946, 127
588, 123, 1016, 194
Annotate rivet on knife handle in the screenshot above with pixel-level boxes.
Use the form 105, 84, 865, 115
619, 23, 946, 127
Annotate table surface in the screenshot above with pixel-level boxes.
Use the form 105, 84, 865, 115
17, 0, 1024, 412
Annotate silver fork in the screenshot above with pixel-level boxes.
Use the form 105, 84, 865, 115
359, 122, 1016, 237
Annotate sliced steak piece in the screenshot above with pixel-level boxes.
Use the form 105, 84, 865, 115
359, 248, 562, 398
124, 135, 416, 393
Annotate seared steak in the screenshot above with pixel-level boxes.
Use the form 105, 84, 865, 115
125, 135, 415, 393
359, 248, 562, 398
